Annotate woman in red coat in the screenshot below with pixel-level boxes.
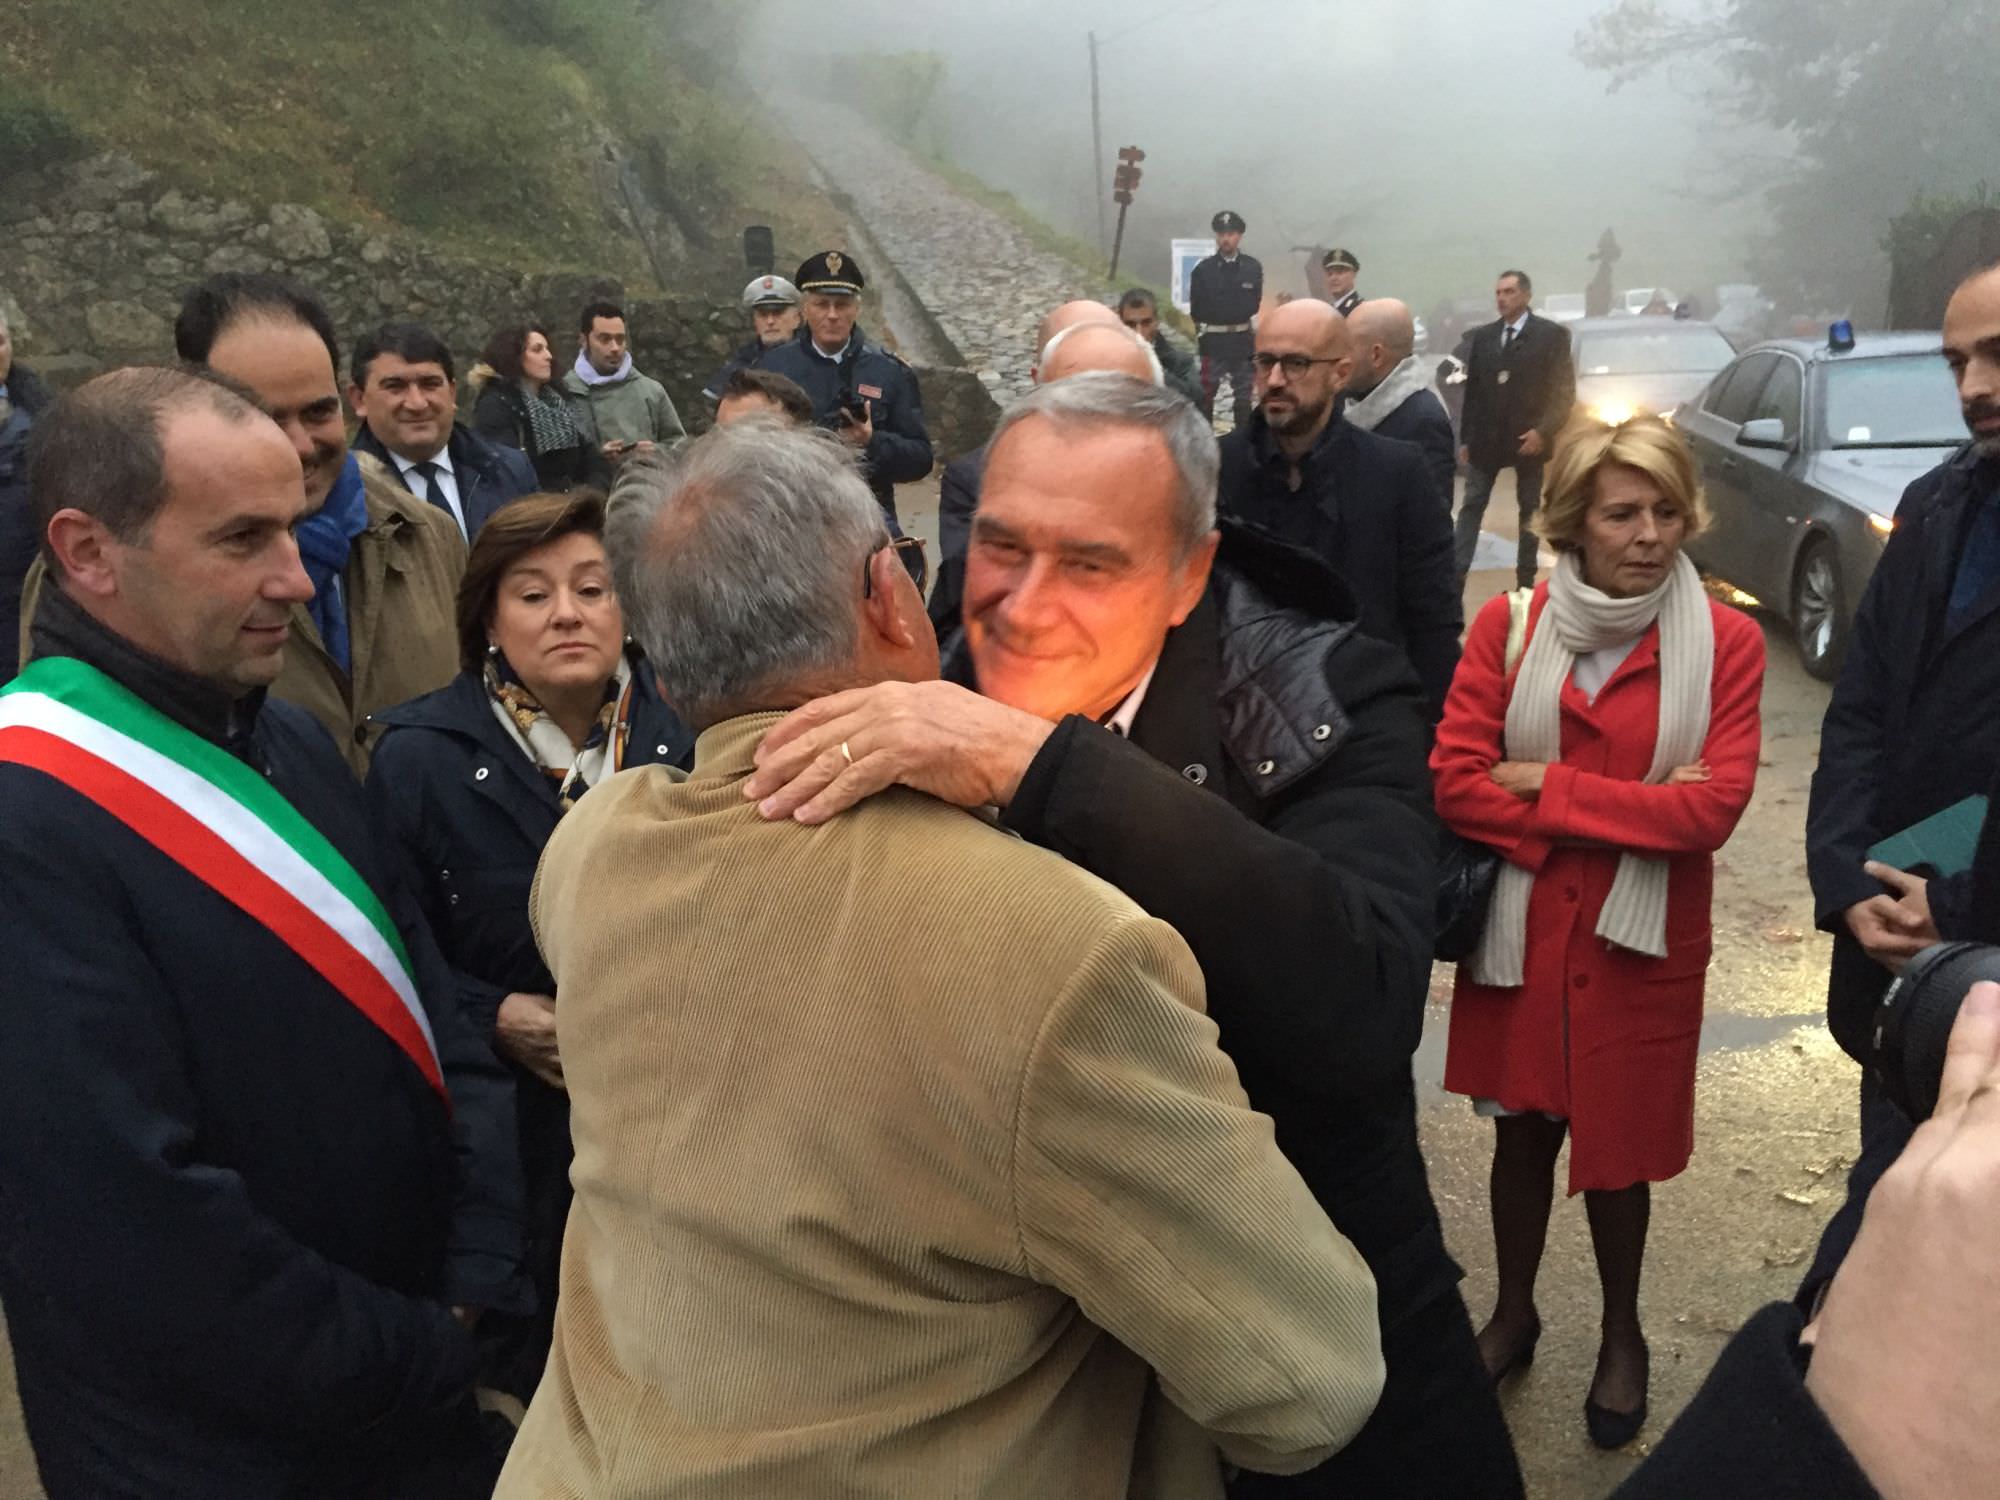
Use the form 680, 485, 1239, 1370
1433, 413, 1765, 1450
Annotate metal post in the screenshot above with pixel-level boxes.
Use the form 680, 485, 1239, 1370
1089, 31, 1107, 261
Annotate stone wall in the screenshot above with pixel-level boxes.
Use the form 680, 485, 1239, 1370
0, 152, 999, 458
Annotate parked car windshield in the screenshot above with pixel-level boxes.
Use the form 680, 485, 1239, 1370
1575, 325, 1736, 376
1820, 354, 1962, 448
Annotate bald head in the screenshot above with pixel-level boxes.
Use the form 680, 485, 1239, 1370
1344, 298, 1415, 395
1259, 296, 1349, 359
1033, 300, 1120, 376
1040, 323, 1160, 384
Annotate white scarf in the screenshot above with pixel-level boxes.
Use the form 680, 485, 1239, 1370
1468, 549, 1714, 987
571, 349, 634, 387
1343, 355, 1440, 433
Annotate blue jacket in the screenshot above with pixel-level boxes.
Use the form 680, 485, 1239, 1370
1808, 442, 2000, 1057
352, 420, 539, 540
366, 656, 693, 1027
0, 592, 523, 1499
753, 326, 932, 520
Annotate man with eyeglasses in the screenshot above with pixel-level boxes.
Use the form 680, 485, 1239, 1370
1215, 298, 1462, 721
740, 376, 1523, 1499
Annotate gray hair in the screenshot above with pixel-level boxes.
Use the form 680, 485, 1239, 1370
604, 424, 887, 725
987, 374, 1218, 553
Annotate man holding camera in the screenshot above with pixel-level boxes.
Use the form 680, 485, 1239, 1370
753, 250, 933, 541
1801, 260, 2000, 1298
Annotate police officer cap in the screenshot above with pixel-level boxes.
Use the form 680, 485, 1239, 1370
1322, 247, 1361, 273
795, 250, 865, 297
742, 274, 801, 310
1212, 210, 1247, 233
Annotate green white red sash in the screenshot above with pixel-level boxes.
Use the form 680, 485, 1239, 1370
0, 657, 444, 1097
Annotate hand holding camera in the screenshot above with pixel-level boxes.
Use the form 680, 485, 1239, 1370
836, 399, 873, 449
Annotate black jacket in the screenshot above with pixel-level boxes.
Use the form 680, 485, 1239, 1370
1458, 313, 1575, 472
1612, 1304, 1877, 1498
0, 363, 53, 684
1190, 252, 1264, 339
1217, 412, 1463, 721
753, 326, 933, 521
469, 381, 590, 492
1152, 331, 1204, 404
0, 591, 522, 1499
1371, 386, 1459, 515
366, 658, 693, 1031
927, 442, 987, 637
701, 335, 765, 403
951, 526, 1466, 1464
1807, 445, 2000, 1057
352, 421, 539, 540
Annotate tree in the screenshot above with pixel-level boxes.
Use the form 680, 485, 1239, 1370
1576, 0, 2000, 318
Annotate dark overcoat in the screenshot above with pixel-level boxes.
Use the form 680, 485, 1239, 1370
1458, 313, 1574, 472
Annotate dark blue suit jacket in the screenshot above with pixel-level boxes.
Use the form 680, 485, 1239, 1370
353, 421, 539, 539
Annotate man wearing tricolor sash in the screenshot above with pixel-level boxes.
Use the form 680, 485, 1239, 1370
0, 367, 524, 1499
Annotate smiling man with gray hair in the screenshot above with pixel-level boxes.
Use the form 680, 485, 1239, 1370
497, 420, 1386, 1498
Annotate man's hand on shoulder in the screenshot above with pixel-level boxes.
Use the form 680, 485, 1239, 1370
744, 681, 1055, 825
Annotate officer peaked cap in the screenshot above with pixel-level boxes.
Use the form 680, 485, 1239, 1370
1212, 210, 1247, 233
1321, 247, 1361, 273
795, 250, 865, 297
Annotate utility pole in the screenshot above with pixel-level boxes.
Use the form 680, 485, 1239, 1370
1088, 31, 1107, 261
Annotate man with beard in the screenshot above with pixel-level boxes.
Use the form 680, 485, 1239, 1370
1215, 299, 1461, 721
1797, 260, 2000, 1303
16, 275, 466, 774
1342, 298, 1457, 513
739, 375, 1524, 1499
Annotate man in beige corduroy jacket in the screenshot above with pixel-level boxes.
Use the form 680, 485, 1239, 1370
497, 426, 1385, 1500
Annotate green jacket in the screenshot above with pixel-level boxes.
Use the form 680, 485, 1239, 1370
559, 365, 686, 487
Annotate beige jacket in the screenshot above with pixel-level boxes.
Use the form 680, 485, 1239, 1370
499, 713, 1385, 1500
18, 453, 464, 776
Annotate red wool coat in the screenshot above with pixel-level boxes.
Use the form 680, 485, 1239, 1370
1434, 587, 1766, 1192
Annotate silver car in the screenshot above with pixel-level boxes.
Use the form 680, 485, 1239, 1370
1676, 331, 1963, 679
1571, 317, 1738, 427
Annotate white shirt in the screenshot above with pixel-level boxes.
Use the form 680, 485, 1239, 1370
391, 447, 467, 539
809, 339, 848, 364
1501, 312, 1530, 342
1570, 637, 1641, 704
1103, 663, 1158, 738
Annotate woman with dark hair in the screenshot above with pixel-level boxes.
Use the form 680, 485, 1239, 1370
1433, 413, 1765, 1449
469, 324, 590, 490
367, 490, 691, 1398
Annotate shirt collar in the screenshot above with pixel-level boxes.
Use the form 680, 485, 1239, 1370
392, 444, 454, 478
1504, 312, 1530, 336
1102, 661, 1159, 738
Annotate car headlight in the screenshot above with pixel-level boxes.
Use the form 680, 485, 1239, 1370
1868, 513, 1895, 537
1587, 400, 1637, 426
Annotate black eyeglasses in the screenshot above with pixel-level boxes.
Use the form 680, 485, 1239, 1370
1252, 352, 1341, 377
862, 535, 929, 598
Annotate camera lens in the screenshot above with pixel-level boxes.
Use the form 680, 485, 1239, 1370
1873, 942, 2000, 1119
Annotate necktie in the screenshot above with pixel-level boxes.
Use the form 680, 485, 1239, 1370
411, 460, 448, 513
1502, 326, 1516, 351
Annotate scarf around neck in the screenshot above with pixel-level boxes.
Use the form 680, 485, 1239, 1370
484, 650, 634, 810
1343, 355, 1442, 433
1468, 549, 1714, 986
571, 349, 634, 387
522, 382, 581, 455
294, 454, 369, 673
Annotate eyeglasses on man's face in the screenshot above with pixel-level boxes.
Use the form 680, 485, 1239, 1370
1252, 352, 1341, 378
862, 535, 929, 598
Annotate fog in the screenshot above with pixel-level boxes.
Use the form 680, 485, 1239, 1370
750, 0, 1775, 314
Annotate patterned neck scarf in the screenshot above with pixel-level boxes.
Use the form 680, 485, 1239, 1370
523, 381, 581, 455
484, 650, 635, 810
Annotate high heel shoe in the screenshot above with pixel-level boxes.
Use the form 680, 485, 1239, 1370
1584, 1340, 1649, 1449
1484, 1314, 1541, 1386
